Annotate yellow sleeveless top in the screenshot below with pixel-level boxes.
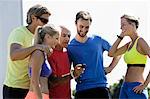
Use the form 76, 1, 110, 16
124, 37, 147, 64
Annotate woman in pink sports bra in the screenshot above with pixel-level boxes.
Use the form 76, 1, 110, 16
108, 14, 150, 99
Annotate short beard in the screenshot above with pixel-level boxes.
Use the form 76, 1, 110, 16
77, 30, 88, 37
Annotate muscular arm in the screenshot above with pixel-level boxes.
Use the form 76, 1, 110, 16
10, 43, 37, 61
10, 43, 49, 61
30, 50, 44, 99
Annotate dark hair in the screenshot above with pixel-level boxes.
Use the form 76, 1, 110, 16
26, 4, 51, 24
34, 24, 59, 44
121, 14, 139, 29
75, 11, 92, 24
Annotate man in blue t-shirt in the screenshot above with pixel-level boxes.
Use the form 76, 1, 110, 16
67, 11, 120, 99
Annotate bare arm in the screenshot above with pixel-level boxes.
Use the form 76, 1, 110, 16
48, 64, 84, 87
139, 38, 150, 87
48, 74, 72, 88
10, 43, 36, 61
108, 37, 129, 57
105, 56, 121, 74
133, 38, 150, 93
30, 50, 44, 99
139, 38, 150, 56
10, 43, 50, 61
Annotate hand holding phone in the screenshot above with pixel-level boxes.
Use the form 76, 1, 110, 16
75, 64, 86, 69
73, 64, 86, 78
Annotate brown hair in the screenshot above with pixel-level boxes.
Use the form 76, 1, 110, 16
34, 24, 59, 44
26, 4, 51, 24
121, 14, 139, 29
75, 11, 92, 24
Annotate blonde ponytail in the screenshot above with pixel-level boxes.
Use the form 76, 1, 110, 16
34, 24, 59, 45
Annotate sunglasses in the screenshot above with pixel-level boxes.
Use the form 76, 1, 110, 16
36, 16, 48, 24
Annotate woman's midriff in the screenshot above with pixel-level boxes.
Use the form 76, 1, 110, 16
125, 66, 145, 83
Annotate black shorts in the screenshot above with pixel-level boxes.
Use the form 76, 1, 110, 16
3, 85, 29, 99
75, 87, 111, 99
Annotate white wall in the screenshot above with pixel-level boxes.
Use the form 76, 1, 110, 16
0, 0, 22, 98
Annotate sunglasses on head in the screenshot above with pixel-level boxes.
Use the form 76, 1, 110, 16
36, 16, 48, 24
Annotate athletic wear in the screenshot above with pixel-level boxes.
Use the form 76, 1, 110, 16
68, 35, 111, 92
127, 64, 145, 67
121, 37, 148, 99
119, 82, 148, 99
29, 53, 52, 77
124, 37, 147, 65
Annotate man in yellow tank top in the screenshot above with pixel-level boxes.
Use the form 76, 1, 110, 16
108, 14, 150, 99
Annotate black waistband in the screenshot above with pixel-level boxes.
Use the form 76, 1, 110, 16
127, 64, 145, 67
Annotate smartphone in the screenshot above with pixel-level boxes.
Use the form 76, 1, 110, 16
75, 64, 86, 69
77, 64, 86, 68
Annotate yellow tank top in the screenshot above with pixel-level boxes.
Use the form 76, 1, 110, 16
124, 37, 147, 64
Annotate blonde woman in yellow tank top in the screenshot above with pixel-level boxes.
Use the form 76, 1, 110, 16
108, 14, 150, 99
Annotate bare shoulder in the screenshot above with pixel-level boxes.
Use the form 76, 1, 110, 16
137, 37, 149, 54
138, 37, 147, 45
31, 50, 44, 59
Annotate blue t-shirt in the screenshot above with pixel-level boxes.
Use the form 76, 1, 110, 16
67, 35, 111, 91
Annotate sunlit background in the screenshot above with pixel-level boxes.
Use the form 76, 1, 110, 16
0, 0, 150, 98
22, 0, 150, 90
